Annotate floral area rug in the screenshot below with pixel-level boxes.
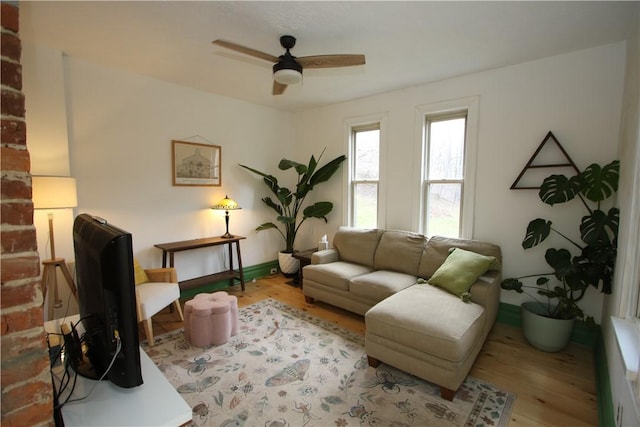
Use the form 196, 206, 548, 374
144, 299, 515, 427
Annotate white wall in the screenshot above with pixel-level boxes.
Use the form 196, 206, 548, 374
295, 42, 627, 323
24, 45, 295, 287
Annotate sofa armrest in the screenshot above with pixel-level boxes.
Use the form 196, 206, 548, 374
145, 267, 178, 283
469, 270, 501, 335
311, 249, 339, 264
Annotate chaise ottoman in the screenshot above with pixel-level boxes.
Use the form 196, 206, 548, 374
365, 283, 489, 401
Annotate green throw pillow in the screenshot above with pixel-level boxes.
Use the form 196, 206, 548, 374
428, 247, 496, 297
133, 258, 150, 285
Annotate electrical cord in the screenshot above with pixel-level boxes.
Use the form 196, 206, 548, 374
49, 318, 121, 410
55, 335, 121, 409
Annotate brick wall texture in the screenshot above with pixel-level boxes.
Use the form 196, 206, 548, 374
1, 2, 55, 425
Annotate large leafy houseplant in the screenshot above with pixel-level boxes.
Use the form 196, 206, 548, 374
501, 160, 619, 324
239, 150, 346, 254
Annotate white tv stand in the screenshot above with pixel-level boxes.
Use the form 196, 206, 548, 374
45, 316, 192, 426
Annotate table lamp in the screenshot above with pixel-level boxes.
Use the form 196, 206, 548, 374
212, 195, 241, 238
32, 176, 79, 314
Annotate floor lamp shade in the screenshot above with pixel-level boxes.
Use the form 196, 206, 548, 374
32, 176, 78, 209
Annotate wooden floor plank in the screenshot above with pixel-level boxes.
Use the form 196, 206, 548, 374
146, 275, 598, 426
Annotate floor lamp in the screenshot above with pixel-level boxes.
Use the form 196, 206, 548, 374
32, 176, 79, 320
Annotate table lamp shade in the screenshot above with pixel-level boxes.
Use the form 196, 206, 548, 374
213, 195, 240, 211
32, 176, 78, 209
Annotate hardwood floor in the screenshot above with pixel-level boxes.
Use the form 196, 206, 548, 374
148, 275, 599, 426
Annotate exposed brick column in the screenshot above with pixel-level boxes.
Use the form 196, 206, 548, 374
1, 2, 55, 426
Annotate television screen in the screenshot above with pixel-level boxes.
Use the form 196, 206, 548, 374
73, 214, 143, 388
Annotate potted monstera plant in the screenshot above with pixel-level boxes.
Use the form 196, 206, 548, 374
239, 149, 346, 275
502, 159, 619, 351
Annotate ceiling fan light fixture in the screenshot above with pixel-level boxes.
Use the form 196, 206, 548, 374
273, 68, 302, 85
273, 58, 303, 85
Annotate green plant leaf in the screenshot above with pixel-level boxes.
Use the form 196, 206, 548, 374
261, 197, 283, 215
580, 208, 619, 246
522, 218, 552, 249
303, 202, 333, 220
575, 244, 615, 294
275, 188, 293, 208
538, 174, 583, 206
278, 158, 307, 175
277, 215, 296, 224
238, 163, 271, 179
256, 222, 279, 231
238, 164, 281, 195
500, 278, 523, 293
536, 277, 549, 285
580, 160, 619, 202
544, 248, 574, 279
309, 155, 347, 187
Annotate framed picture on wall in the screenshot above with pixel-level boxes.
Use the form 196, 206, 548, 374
172, 140, 222, 186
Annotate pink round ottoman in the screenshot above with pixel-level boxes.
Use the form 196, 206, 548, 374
211, 291, 238, 336
183, 291, 239, 347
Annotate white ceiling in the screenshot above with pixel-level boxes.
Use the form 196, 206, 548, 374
20, 1, 636, 112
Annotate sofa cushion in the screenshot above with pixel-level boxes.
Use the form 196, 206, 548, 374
365, 284, 485, 363
350, 270, 418, 303
418, 235, 502, 279
333, 226, 383, 268
303, 262, 373, 292
427, 248, 496, 297
373, 230, 426, 276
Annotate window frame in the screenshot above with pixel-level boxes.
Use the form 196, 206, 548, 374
412, 97, 479, 238
343, 113, 388, 228
422, 111, 467, 237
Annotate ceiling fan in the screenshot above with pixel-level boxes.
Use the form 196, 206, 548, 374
212, 35, 366, 95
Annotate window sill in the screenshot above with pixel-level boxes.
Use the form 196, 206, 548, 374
612, 317, 640, 381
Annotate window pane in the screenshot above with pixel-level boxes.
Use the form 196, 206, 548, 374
354, 129, 379, 180
426, 183, 461, 237
428, 118, 465, 180
354, 183, 377, 228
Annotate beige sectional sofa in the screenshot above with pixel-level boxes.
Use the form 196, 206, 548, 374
302, 226, 502, 400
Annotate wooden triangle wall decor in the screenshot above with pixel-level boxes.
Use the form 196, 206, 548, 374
510, 131, 581, 190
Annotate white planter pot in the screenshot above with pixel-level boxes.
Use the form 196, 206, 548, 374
521, 301, 575, 352
278, 251, 300, 275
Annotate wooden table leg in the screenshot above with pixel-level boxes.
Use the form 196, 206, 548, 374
235, 241, 245, 291
227, 242, 234, 288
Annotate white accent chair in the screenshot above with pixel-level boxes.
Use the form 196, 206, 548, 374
134, 261, 184, 347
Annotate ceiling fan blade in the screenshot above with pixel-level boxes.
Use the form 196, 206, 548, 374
212, 39, 279, 63
297, 54, 366, 69
272, 81, 287, 95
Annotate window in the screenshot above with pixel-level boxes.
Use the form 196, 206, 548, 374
423, 113, 466, 237
350, 124, 380, 228
415, 96, 479, 238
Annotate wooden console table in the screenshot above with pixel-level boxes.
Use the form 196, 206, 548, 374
155, 236, 246, 291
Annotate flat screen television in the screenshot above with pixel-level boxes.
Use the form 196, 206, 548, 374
72, 213, 143, 388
